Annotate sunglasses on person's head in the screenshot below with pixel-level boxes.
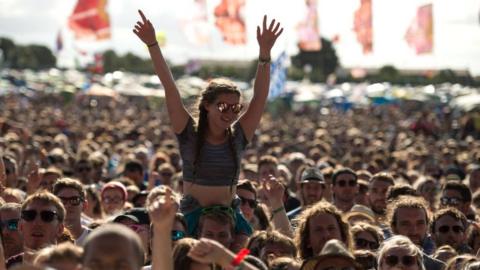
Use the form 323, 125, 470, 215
239, 196, 257, 208
438, 225, 464, 234
440, 197, 462, 206
355, 237, 379, 250
201, 205, 235, 219
171, 230, 186, 241
21, 210, 58, 223
384, 255, 416, 267
0, 219, 19, 231
216, 102, 243, 114
58, 196, 84, 206
336, 179, 357, 187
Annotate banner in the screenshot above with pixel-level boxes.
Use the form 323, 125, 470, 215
182, 0, 211, 46
214, 0, 246, 45
269, 52, 288, 101
405, 3, 433, 54
297, 0, 322, 51
353, 0, 373, 54
68, 0, 111, 40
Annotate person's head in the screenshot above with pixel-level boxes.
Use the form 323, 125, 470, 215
351, 222, 382, 251
445, 255, 478, 270
294, 201, 352, 260
300, 239, 361, 270
123, 160, 144, 185
430, 207, 467, 250
414, 177, 437, 207
258, 230, 296, 266
101, 181, 127, 216
2, 187, 25, 203
441, 181, 472, 216
197, 78, 242, 132
53, 178, 87, 224
297, 167, 325, 206
113, 208, 151, 260
157, 163, 175, 187
467, 223, 480, 255
469, 165, 480, 193
198, 207, 235, 249
269, 257, 301, 270
236, 180, 257, 222
84, 185, 104, 219
331, 168, 358, 205
40, 167, 63, 192
377, 235, 425, 270
173, 238, 212, 270
368, 172, 395, 215
74, 159, 93, 185
34, 242, 82, 270
257, 155, 279, 180
20, 191, 65, 250
3, 155, 18, 188
0, 203, 23, 258
387, 196, 430, 246
432, 245, 457, 263
83, 223, 144, 270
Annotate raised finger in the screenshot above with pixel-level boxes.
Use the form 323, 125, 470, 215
273, 22, 281, 33
134, 25, 142, 32
268, 19, 276, 31
263, 15, 267, 31
138, 10, 147, 24
275, 28, 284, 38
257, 26, 260, 39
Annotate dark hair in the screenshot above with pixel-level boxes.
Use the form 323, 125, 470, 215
332, 167, 357, 185
430, 207, 468, 234
53, 178, 87, 200
193, 79, 241, 188
258, 155, 279, 169
370, 172, 395, 185
237, 179, 257, 199
443, 181, 472, 203
387, 184, 418, 202
124, 160, 144, 174
387, 196, 430, 233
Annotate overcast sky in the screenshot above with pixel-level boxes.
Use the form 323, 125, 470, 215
1, 0, 479, 75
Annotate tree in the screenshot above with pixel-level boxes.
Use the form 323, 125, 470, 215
291, 38, 339, 82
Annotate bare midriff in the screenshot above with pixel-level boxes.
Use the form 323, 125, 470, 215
183, 182, 236, 206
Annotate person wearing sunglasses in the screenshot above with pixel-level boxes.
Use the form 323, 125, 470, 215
332, 168, 358, 213
6, 191, 65, 268
52, 178, 91, 246
0, 203, 23, 260
2, 155, 18, 188
133, 10, 283, 242
440, 181, 473, 220
377, 235, 424, 270
430, 208, 470, 254
100, 181, 128, 216
351, 222, 382, 252
236, 180, 258, 224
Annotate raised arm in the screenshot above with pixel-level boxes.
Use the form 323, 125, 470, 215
239, 16, 283, 141
133, 10, 190, 134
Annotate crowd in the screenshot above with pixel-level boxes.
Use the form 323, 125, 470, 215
1, 9, 480, 270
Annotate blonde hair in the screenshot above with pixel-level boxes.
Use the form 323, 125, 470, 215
377, 235, 425, 270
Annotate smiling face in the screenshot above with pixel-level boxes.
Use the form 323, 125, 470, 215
205, 93, 241, 131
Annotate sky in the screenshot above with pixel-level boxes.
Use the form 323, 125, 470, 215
1, 0, 479, 75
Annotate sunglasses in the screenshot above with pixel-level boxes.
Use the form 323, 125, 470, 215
58, 196, 84, 206
355, 238, 379, 250
384, 255, 416, 267
21, 210, 58, 223
336, 179, 357, 187
438, 225, 464, 234
0, 219, 19, 231
440, 197, 462, 206
201, 206, 235, 220
239, 196, 257, 208
172, 230, 186, 241
216, 102, 243, 114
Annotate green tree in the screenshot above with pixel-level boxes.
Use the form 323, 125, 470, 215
291, 38, 339, 82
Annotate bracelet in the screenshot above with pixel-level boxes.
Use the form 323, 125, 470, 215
270, 206, 285, 221
258, 57, 271, 65
147, 41, 158, 48
231, 248, 250, 267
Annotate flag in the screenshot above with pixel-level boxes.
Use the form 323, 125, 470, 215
297, 0, 321, 51
182, 0, 211, 46
68, 0, 111, 40
56, 30, 63, 53
214, 0, 246, 45
405, 4, 433, 54
268, 52, 288, 101
353, 0, 373, 54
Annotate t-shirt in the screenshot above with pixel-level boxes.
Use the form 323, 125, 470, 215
176, 117, 248, 186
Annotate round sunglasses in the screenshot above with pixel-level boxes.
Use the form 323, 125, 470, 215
384, 254, 416, 267
216, 102, 243, 114
21, 210, 58, 223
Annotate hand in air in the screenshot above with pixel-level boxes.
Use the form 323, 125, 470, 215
257, 15, 283, 57
133, 10, 157, 46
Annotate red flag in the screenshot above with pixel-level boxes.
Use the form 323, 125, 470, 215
297, 0, 321, 51
353, 0, 373, 54
68, 0, 111, 40
405, 4, 433, 54
214, 0, 246, 45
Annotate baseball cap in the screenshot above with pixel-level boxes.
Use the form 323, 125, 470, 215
300, 167, 325, 183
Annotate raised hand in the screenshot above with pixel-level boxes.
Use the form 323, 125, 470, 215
261, 174, 284, 208
26, 161, 41, 194
133, 10, 157, 46
256, 15, 283, 59
147, 186, 177, 229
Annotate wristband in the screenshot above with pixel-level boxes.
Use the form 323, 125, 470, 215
231, 248, 250, 266
269, 206, 285, 221
147, 41, 158, 48
258, 57, 271, 65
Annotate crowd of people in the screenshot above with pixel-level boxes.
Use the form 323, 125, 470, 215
1, 9, 480, 270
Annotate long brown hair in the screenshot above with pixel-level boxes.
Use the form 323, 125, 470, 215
193, 78, 242, 187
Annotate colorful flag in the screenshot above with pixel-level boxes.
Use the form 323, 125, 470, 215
353, 0, 373, 54
297, 0, 321, 51
214, 0, 246, 45
269, 52, 288, 101
405, 4, 433, 54
68, 0, 111, 40
182, 0, 211, 46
